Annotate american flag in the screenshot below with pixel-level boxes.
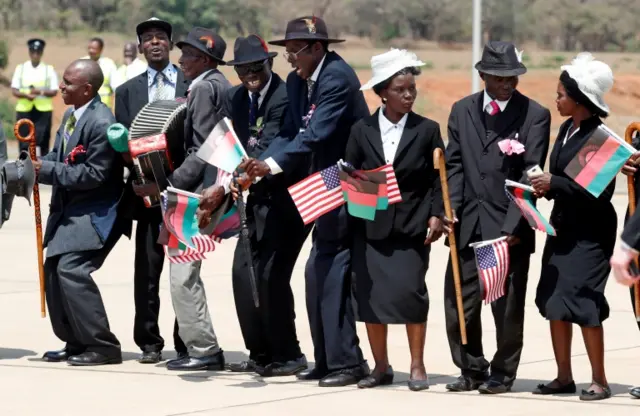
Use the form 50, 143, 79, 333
288, 164, 345, 225
472, 237, 510, 304
372, 164, 402, 204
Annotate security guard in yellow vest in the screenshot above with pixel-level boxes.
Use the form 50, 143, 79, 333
11, 38, 58, 156
84, 37, 121, 109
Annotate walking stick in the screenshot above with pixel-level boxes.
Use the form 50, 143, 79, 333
624, 122, 640, 322
433, 148, 467, 344
14, 118, 46, 318
234, 175, 259, 308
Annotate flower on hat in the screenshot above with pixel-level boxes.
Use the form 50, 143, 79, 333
199, 35, 215, 49
560, 52, 614, 113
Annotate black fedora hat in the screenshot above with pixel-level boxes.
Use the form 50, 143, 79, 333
136, 17, 173, 44
269, 15, 344, 46
226, 35, 278, 66
2, 151, 35, 206
176, 27, 227, 64
475, 41, 526, 77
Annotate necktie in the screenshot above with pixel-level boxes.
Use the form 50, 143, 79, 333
307, 79, 315, 102
249, 92, 260, 127
153, 71, 170, 101
487, 100, 500, 116
62, 113, 76, 153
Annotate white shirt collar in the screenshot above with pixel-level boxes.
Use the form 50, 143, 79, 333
248, 74, 272, 107
71, 97, 94, 122
378, 107, 408, 135
147, 63, 177, 87
309, 54, 327, 82
188, 68, 215, 90
483, 90, 511, 112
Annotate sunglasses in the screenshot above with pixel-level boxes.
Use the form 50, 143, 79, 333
234, 60, 267, 76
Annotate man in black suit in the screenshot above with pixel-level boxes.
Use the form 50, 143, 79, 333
114, 17, 190, 364
212, 35, 312, 376
241, 16, 370, 387
443, 41, 551, 394
33, 59, 125, 366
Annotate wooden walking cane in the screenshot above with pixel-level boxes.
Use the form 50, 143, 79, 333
14, 118, 46, 318
433, 148, 467, 345
624, 122, 640, 322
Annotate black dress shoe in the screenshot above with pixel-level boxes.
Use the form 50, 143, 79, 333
357, 366, 394, 388
297, 367, 329, 380
166, 350, 225, 371
532, 379, 576, 395
408, 378, 430, 391
227, 359, 258, 373
257, 356, 308, 377
42, 348, 83, 362
446, 375, 486, 392
319, 363, 370, 387
630, 386, 640, 398
139, 351, 162, 364
67, 352, 122, 366
478, 379, 513, 394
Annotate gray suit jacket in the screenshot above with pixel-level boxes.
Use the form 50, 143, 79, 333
169, 68, 231, 192
39, 96, 125, 257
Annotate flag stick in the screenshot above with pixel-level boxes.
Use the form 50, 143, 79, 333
624, 122, 640, 322
14, 118, 46, 318
433, 148, 467, 344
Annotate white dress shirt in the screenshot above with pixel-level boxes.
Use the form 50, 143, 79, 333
483, 90, 511, 114
378, 108, 408, 164
71, 98, 93, 124
147, 63, 177, 101
265, 54, 328, 176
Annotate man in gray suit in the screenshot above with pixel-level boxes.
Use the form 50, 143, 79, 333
137, 27, 232, 371
32, 59, 125, 366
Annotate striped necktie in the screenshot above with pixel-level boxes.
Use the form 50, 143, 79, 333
153, 71, 170, 101
486, 100, 500, 116
62, 113, 76, 153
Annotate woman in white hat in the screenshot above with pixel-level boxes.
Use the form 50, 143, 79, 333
530, 53, 615, 401
345, 48, 444, 391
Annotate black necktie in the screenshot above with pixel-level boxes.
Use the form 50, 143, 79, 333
249, 92, 260, 127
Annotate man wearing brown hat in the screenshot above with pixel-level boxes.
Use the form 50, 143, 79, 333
442, 41, 551, 394
240, 15, 371, 387
209, 34, 313, 376
135, 26, 232, 371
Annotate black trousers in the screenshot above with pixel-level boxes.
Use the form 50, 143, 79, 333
133, 206, 185, 354
231, 197, 312, 364
44, 221, 123, 357
444, 234, 530, 384
17, 110, 52, 156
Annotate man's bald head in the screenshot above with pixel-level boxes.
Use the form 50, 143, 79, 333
60, 59, 104, 107
124, 42, 137, 62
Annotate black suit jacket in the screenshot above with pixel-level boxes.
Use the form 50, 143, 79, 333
345, 110, 444, 240
446, 90, 551, 253
113, 64, 190, 235
260, 51, 370, 242
39, 97, 124, 257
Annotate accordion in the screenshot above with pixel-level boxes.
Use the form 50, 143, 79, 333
128, 99, 188, 207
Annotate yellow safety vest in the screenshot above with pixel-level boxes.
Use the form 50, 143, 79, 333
83, 56, 115, 106
15, 61, 54, 113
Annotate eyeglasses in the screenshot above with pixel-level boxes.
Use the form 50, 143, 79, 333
234, 60, 267, 76
283, 44, 310, 62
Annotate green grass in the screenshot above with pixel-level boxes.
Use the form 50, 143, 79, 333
0, 98, 14, 141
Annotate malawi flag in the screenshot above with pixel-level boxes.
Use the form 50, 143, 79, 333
368, 164, 402, 209
504, 180, 556, 236
212, 203, 241, 240
564, 124, 635, 198
338, 170, 382, 220
160, 188, 201, 248
196, 117, 247, 174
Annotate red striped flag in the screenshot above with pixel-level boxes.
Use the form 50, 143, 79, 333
371, 164, 401, 204
288, 164, 345, 225
471, 237, 510, 304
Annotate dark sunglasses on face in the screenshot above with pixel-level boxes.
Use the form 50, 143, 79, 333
234, 61, 266, 76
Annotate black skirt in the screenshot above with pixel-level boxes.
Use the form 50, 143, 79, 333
352, 234, 430, 324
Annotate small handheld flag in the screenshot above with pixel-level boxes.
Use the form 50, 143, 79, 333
564, 124, 635, 198
504, 179, 556, 236
196, 117, 248, 173
288, 164, 345, 225
470, 237, 510, 304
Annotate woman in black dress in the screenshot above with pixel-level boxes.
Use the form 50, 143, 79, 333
345, 49, 444, 391
530, 53, 615, 401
